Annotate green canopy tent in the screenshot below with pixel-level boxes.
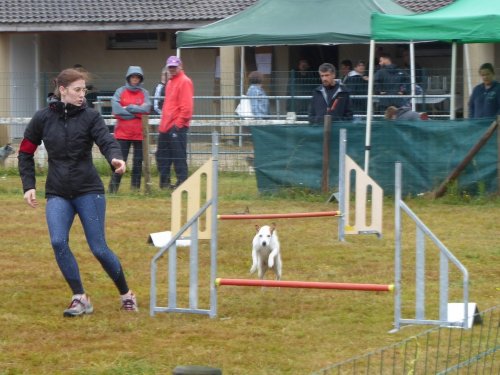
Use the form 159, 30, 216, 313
362, 0, 500, 172
177, 0, 412, 48
176, 0, 412, 96
371, 1, 500, 330
372, 0, 500, 43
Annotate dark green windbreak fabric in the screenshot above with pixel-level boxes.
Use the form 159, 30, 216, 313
177, 0, 412, 48
372, 0, 500, 43
251, 120, 498, 195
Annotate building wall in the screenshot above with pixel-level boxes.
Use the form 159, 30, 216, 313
1, 30, 497, 121
0, 34, 10, 118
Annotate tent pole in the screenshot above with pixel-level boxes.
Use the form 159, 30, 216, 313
240, 47, 245, 96
364, 39, 376, 173
450, 42, 457, 120
464, 44, 472, 100
409, 42, 416, 111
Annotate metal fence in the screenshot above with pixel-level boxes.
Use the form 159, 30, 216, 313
314, 305, 499, 375
1, 67, 464, 118
0, 65, 468, 173
0, 117, 259, 173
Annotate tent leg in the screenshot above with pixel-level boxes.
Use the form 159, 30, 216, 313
410, 42, 416, 112
450, 42, 457, 120
364, 39, 376, 173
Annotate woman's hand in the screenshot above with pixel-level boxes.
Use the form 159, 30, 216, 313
111, 158, 126, 175
24, 189, 37, 208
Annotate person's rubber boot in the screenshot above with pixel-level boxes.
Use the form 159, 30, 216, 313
159, 176, 170, 190
108, 174, 120, 193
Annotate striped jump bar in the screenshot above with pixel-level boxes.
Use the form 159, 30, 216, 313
217, 211, 341, 220
215, 278, 394, 292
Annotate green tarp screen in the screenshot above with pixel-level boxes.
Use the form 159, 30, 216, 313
251, 120, 498, 195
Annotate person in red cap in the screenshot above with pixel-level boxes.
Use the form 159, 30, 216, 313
156, 56, 194, 189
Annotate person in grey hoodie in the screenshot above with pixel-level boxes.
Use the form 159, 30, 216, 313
109, 66, 151, 193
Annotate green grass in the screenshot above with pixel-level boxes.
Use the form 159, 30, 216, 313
0, 172, 498, 374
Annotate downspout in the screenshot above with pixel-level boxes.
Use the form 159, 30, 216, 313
34, 34, 40, 110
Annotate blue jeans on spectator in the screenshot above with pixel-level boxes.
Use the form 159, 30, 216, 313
156, 127, 188, 188
109, 139, 143, 192
46, 194, 129, 295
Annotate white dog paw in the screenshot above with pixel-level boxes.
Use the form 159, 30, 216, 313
268, 259, 274, 268
250, 265, 256, 274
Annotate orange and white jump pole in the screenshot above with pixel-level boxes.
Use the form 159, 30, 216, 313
217, 211, 341, 220
215, 278, 393, 292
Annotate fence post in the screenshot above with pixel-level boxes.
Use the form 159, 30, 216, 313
497, 115, 500, 194
322, 115, 332, 193
142, 114, 152, 194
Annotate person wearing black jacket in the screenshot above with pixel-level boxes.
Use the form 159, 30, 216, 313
18, 68, 138, 317
374, 53, 410, 110
344, 60, 369, 115
308, 63, 353, 124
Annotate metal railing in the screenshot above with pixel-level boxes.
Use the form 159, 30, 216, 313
94, 93, 453, 121
314, 305, 499, 374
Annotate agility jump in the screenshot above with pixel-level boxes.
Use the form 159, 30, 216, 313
215, 278, 393, 292
150, 131, 388, 318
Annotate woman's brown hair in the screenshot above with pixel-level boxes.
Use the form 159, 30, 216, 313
53, 68, 88, 97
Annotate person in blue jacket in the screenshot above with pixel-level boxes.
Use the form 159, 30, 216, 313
246, 71, 269, 118
468, 63, 500, 119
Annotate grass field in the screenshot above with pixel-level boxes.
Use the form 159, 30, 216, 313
0, 171, 498, 374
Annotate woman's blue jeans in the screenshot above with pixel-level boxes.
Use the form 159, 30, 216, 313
46, 194, 129, 295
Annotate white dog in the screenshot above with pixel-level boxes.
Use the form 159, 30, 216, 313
250, 224, 282, 280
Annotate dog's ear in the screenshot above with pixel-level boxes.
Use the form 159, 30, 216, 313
271, 222, 276, 233
255, 224, 260, 232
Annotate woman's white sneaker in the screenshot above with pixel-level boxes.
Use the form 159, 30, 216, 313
121, 292, 138, 312
63, 295, 93, 317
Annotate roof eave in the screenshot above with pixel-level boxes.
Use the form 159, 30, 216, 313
0, 20, 212, 33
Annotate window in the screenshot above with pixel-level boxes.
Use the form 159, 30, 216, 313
107, 32, 158, 50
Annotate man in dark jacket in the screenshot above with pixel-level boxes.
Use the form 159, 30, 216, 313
286, 58, 319, 116
308, 63, 353, 124
374, 53, 410, 110
344, 60, 369, 115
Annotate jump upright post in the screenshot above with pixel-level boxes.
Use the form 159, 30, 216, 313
338, 128, 383, 241
393, 162, 476, 331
